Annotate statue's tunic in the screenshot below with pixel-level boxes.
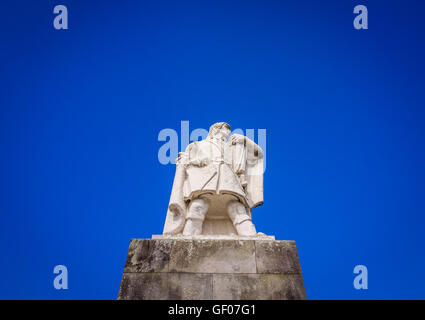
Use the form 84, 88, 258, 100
183, 138, 249, 207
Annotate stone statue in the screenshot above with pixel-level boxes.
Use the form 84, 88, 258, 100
118, 123, 307, 300
163, 122, 264, 236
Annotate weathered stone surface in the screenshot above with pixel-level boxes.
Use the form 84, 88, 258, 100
118, 239, 306, 300
118, 272, 214, 300
255, 240, 302, 274
123, 239, 171, 273
168, 239, 256, 274
152, 234, 275, 240
118, 273, 169, 300
168, 273, 213, 300
212, 274, 307, 300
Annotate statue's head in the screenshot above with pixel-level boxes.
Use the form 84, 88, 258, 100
207, 122, 231, 142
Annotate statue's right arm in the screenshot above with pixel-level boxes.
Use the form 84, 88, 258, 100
176, 143, 193, 166
181, 142, 208, 167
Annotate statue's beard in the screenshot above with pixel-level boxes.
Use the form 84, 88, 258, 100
208, 132, 229, 142
214, 136, 227, 143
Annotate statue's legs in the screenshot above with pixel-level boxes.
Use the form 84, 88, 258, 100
227, 200, 257, 236
183, 198, 209, 235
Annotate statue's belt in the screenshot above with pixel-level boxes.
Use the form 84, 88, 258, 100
210, 159, 231, 165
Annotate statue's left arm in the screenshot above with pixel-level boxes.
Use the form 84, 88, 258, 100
230, 134, 264, 209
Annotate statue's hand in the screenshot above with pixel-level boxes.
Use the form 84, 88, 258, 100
231, 134, 245, 145
199, 157, 209, 167
176, 152, 188, 165
188, 157, 209, 167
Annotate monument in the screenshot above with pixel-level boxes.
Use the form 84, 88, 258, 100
118, 122, 306, 300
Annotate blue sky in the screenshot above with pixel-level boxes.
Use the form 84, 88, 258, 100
0, 0, 424, 299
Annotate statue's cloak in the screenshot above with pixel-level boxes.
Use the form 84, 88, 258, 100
162, 135, 264, 235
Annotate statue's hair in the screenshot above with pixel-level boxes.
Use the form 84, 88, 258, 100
207, 122, 231, 139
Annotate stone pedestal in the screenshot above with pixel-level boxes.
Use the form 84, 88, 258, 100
117, 237, 307, 300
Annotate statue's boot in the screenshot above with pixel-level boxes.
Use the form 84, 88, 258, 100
183, 218, 203, 235
235, 220, 257, 236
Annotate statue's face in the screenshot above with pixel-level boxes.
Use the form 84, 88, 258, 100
215, 126, 230, 141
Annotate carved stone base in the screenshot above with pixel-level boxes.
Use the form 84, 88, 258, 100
117, 238, 307, 300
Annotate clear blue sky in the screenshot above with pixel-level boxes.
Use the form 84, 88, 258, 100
1, 0, 424, 299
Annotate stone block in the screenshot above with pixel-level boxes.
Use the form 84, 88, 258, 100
123, 239, 171, 273
255, 240, 302, 274
118, 273, 168, 300
212, 274, 306, 300
118, 238, 306, 300
168, 239, 256, 274
168, 273, 213, 300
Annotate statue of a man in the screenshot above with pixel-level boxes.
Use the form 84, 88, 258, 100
163, 122, 264, 236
